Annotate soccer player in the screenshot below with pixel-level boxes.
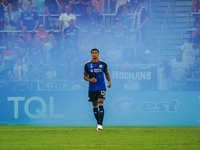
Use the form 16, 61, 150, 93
84, 48, 111, 130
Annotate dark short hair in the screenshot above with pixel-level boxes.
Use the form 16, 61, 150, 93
91, 48, 99, 53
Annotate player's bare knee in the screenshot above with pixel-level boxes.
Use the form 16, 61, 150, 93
98, 98, 104, 103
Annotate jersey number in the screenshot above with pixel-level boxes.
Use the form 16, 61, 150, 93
101, 90, 105, 98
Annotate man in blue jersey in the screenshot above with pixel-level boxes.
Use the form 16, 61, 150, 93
20, 0, 39, 32
84, 48, 111, 130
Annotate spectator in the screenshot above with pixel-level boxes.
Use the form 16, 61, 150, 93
167, 50, 190, 90
189, 0, 200, 24
116, 5, 131, 28
181, 38, 200, 68
4, 3, 21, 41
43, 31, 59, 64
191, 22, 200, 42
9, 0, 18, 10
34, 24, 48, 46
0, 0, 9, 12
18, 0, 37, 12
2, 41, 17, 63
110, 17, 129, 48
20, 0, 39, 32
12, 58, 29, 81
190, 0, 200, 13
60, 38, 79, 63
15, 36, 29, 63
132, 0, 149, 42
65, 57, 81, 86
29, 64, 43, 80
44, 0, 62, 30
92, 0, 104, 14
58, 0, 68, 13
69, 0, 91, 15
69, 0, 91, 27
18, 26, 32, 44
85, 17, 105, 47
45, 64, 57, 80
27, 36, 44, 65
113, 0, 131, 14
0, 42, 15, 81
59, 5, 76, 32
83, 3, 102, 27
63, 19, 80, 44
0, 52, 13, 90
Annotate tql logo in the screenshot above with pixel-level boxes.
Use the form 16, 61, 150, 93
8, 96, 64, 119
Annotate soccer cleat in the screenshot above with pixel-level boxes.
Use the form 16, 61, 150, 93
97, 124, 103, 130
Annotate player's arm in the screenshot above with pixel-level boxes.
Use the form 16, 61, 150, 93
105, 71, 111, 88
84, 73, 97, 82
59, 19, 63, 32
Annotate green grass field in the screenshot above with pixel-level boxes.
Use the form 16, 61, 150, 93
0, 126, 199, 150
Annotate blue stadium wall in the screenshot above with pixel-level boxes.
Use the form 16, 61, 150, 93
0, 91, 200, 126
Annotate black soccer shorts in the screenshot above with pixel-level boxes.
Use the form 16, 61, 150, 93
88, 90, 106, 102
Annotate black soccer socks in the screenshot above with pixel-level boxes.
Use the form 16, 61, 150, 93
98, 103, 104, 125
93, 105, 99, 124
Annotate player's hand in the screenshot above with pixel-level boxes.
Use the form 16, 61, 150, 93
90, 77, 97, 83
107, 81, 111, 88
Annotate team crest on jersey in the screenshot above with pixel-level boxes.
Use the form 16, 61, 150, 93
90, 64, 92, 68
99, 65, 102, 68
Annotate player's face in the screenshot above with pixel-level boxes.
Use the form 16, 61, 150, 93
91, 51, 99, 59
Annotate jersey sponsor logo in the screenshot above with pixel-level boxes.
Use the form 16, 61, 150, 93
94, 68, 102, 73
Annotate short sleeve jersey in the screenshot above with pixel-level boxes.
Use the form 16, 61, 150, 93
84, 60, 108, 91
21, 10, 39, 31
63, 26, 80, 42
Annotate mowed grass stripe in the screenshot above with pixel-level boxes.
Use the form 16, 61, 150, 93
0, 126, 199, 150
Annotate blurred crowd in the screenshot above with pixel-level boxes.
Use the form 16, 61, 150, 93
0, 0, 150, 86
0, 0, 199, 91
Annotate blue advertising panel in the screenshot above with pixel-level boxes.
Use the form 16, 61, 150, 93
110, 65, 158, 90
0, 91, 199, 126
